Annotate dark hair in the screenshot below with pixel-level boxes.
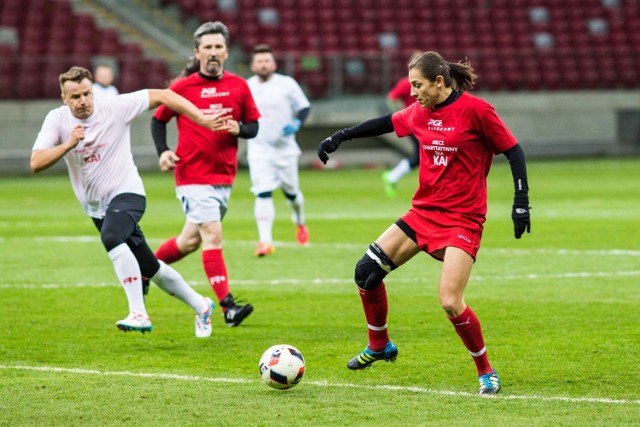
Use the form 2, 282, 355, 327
181, 56, 200, 77
59, 66, 93, 90
251, 43, 275, 60
166, 56, 200, 86
193, 21, 230, 48
408, 51, 477, 91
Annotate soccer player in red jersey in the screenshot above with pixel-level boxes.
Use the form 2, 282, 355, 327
150, 21, 261, 327
382, 50, 421, 198
318, 51, 531, 395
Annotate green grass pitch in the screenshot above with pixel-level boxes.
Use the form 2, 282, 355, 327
1, 158, 639, 425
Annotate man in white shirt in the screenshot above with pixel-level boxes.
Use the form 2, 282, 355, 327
31, 66, 230, 337
92, 64, 119, 101
246, 44, 311, 256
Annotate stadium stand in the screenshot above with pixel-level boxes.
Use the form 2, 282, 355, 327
1, 0, 638, 99
159, 0, 639, 97
0, 0, 171, 99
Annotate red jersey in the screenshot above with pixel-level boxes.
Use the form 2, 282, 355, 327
154, 72, 260, 185
387, 78, 417, 109
392, 92, 517, 218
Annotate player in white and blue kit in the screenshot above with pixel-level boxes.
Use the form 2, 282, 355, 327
246, 44, 311, 256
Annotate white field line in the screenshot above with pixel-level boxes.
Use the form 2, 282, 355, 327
1, 270, 640, 290
22, 235, 640, 257
0, 364, 638, 406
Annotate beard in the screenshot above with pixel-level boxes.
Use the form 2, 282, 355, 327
257, 69, 273, 81
204, 59, 222, 76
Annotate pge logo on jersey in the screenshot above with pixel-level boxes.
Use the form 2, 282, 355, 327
428, 119, 443, 126
201, 88, 230, 98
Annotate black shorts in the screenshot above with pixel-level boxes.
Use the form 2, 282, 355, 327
92, 193, 147, 249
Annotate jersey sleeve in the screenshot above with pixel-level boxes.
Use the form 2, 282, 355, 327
391, 103, 417, 138
154, 103, 176, 122
476, 101, 518, 154
33, 110, 61, 151
287, 77, 311, 112
114, 90, 150, 124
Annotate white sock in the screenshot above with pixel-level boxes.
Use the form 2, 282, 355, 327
388, 158, 411, 183
255, 196, 275, 243
107, 243, 147, 316
286, 192, 305, 226
152, 261, 208, 315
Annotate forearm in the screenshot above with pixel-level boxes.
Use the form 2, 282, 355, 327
148, 89, 204, 125
318, 115, 394, 164
30, 144, 72, 173
237, 121, 259, 139
296, 107, 310, 124
503, 144, 529, 202
151, 116, 170, 156
504, 143, 531, 238
342, 115, 394, 139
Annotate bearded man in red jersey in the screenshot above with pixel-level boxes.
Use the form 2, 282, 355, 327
151, 21, 260, 327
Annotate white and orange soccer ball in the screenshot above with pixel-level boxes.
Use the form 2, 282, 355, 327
258, 344, 306, 390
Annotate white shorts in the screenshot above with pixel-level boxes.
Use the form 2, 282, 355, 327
175, 185, 232, 224
248, 153, 300, 196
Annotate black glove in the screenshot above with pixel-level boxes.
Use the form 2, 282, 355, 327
317, 130, 349, 164
512, 193, 531, 239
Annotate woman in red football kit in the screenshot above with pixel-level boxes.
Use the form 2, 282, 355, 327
317, 51, 531, 395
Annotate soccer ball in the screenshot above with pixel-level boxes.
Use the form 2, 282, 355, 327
258, 344, 306, 390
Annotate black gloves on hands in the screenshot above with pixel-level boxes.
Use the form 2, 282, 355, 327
317, 130, 349, 164
512, 193, 531, 239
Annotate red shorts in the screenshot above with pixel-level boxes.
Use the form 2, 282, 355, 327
400, 208, 485, 261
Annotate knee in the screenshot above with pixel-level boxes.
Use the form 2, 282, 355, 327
282, 191, 297, 201
440, 298, 457, 315
354, 242, 397, 291
101, 229, 125, 252
130, 243, 160, 278
439, 293, 464, 316
179, 234, 201, 254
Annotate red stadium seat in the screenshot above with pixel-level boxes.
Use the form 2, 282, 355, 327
97, 28, 121, 55
16, 73, 44, 99
121, 42, 144, 57
146, 59, 171, 89
5, 0, 640, 99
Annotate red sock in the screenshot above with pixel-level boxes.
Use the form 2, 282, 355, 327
154, 237, 186, 264
202, 249, 230, 303
449, 305, 493, 375
359, 282, 389, 352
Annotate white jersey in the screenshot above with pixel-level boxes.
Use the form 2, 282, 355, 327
246, 73, 310, 157
33, 90, 149, 219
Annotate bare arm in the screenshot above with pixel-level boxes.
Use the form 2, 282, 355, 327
148, 89, 229, 132
30, 125, 84, 173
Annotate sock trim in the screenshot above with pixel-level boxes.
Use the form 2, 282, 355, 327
368, 323, 388, 331
469, 346, 486, 357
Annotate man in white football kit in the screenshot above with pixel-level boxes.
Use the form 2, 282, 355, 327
30, 66, 231, 337
247, 44, 311, 256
